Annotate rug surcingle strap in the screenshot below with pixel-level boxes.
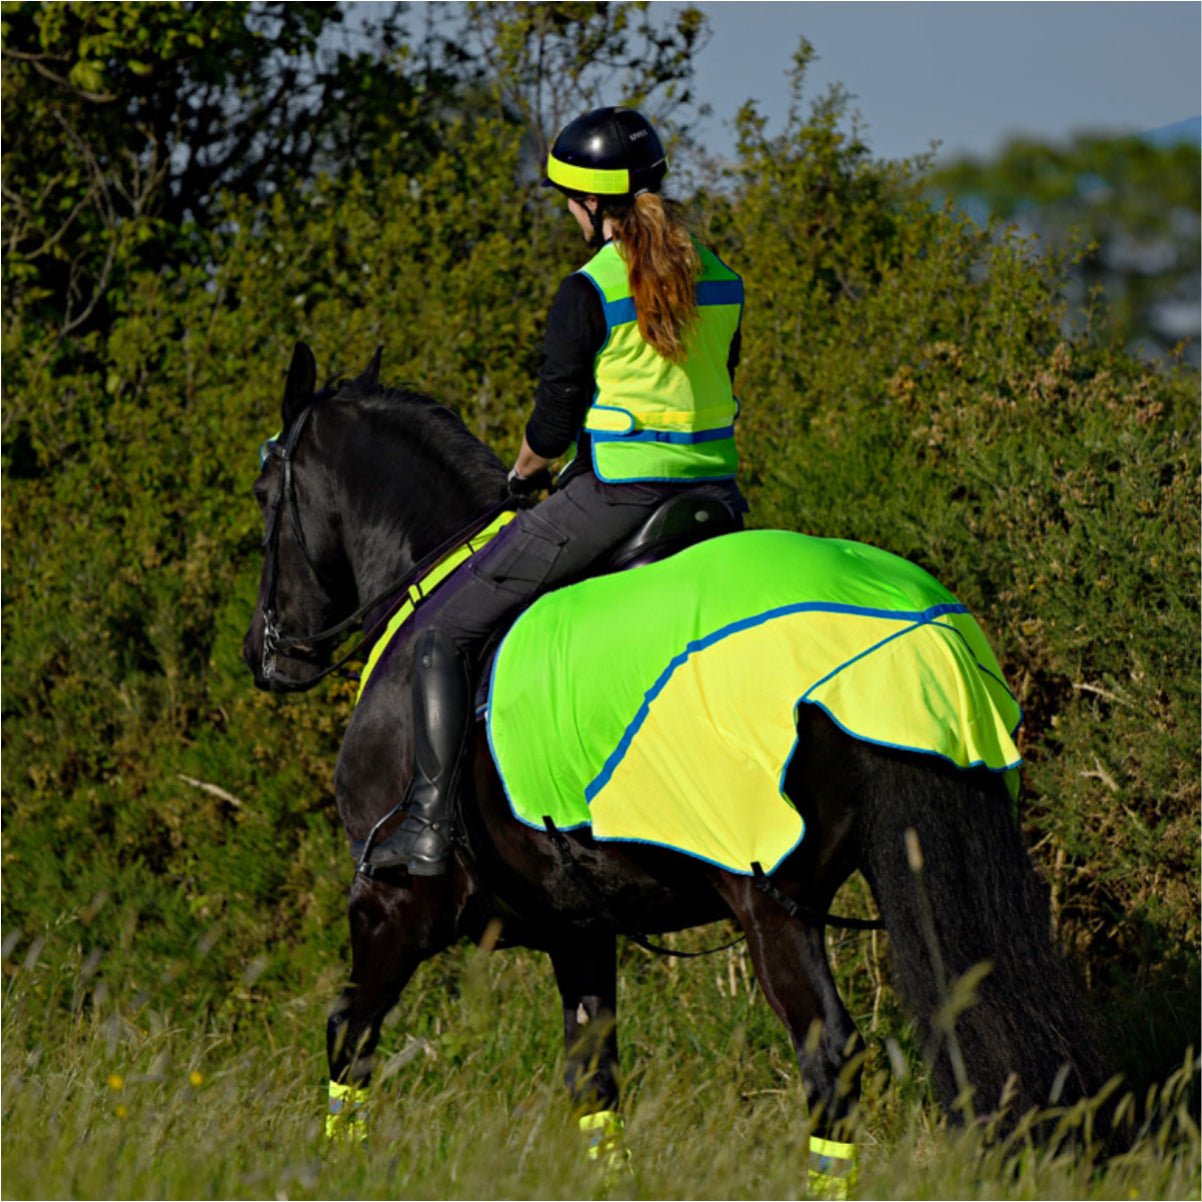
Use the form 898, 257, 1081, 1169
750, 862, 885, 931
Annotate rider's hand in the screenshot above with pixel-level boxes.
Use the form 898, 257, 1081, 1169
506, 466, 554, 502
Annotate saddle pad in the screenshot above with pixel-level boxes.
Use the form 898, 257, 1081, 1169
484, 530, 1022, 875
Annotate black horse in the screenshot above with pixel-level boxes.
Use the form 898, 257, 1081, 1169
243, 344, 1106, 1167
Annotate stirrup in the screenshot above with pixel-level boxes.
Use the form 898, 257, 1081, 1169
358, 802, 454, 877
393, 808, 454, 876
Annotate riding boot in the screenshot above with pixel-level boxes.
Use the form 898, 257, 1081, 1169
369, 629, 471, 876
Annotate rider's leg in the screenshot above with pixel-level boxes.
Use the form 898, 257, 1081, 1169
380, 626, 472, 875
368, 475, 739, 875
365, 505, 581, 875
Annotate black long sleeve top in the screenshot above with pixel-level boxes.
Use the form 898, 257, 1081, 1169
525, 268, 742, 483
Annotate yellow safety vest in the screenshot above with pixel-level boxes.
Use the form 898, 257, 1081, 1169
575, 240, 743, 482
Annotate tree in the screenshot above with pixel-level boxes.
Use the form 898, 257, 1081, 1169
927, 134, 1201, 362
0, 1, 460, 349
433, 1, 709, 166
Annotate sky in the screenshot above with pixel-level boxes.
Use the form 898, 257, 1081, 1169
684, 1, 1201, 164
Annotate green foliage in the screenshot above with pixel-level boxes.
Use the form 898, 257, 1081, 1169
444, 0, 709, 153
2, 9, 1198, 1192
0, 0, 452, 357
927, 133, 1202, 360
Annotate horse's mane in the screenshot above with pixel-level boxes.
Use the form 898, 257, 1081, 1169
330, 377, 506, 485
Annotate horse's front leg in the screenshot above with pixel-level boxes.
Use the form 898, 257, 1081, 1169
548, 934, 623, 1160
325, 872, 455, 1139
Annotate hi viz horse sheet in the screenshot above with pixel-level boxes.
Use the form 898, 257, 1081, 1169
484, 530, 1022, 875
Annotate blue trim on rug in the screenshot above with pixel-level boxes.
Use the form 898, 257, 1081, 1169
796, 699, 1024, 777
583, 600, 969, 803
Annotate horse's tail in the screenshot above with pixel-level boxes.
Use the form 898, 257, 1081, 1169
854, 743, 1109, 1119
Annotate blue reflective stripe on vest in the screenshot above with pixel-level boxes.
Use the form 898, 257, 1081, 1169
591, 425, 735, 446
696, 278, 744, 306
602, 296, 637, 327
601, 277, 744, 332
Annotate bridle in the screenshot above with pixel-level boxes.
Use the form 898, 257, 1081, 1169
256, 400, 512, 693
257, 402, 406, 692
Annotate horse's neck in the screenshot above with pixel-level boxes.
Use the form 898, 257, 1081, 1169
340, 425, 506, 607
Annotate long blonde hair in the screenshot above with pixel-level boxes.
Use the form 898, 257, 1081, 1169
608, 193, 699, 361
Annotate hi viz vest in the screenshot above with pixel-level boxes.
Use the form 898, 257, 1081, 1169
574, 239, 744, 483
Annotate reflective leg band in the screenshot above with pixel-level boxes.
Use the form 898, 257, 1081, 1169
578, 1109, 625, 1163
808, 1135, 857, 1199
325, 1080, 370, 1142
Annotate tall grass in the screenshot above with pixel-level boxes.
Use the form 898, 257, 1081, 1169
4, 933, 1198, 1200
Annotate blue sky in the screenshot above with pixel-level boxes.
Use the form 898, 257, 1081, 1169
685, 2, 1201, 163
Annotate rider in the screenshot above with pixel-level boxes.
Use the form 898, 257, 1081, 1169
369, 105, 749, 876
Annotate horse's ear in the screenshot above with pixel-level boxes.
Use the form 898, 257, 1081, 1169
354, 346, 383, 390
282, 342, 317, 428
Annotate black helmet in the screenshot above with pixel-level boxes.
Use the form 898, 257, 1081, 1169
545, 107, 668, 199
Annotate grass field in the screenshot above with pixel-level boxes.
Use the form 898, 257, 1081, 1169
4, 922, 1198, 1200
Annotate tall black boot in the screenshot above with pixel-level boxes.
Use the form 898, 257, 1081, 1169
369, 628, 470, 876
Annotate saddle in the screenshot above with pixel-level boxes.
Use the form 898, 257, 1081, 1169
596, 494, 740, 573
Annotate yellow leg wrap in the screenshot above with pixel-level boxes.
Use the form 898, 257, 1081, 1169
578, 1108, 631, 1175
325, 1080, 370, 1143
808, 1135, 857, 1199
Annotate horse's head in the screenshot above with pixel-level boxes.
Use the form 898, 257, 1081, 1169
243, 341, 510, 692
242, 342, 372, 692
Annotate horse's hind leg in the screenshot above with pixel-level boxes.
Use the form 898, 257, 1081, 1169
711, 875, 862, 1195
548, 935, 623, 1160
325, 873, 454, 1138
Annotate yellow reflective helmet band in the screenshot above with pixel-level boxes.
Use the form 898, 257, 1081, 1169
546, 153, 668, 196
547, 155, 629, 194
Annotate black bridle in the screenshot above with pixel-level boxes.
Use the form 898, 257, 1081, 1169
257, 402, 402, 691
259, 403, 342, 689
256, 402, 511, 692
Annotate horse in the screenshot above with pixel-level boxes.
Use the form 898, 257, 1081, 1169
243, 343, 1106, 1178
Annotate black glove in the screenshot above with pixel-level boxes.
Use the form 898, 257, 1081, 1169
506, 466, 554, 502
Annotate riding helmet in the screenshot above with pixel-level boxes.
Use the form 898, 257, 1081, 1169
545, 106, 668, 199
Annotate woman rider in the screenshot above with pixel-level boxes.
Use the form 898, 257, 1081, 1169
368, 106, 749, 877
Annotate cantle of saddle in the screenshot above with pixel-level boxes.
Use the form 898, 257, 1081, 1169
598, 494, 740, 572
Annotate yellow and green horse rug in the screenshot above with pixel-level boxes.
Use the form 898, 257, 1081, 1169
485, 530, 1021, 875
